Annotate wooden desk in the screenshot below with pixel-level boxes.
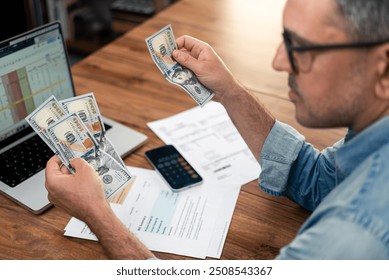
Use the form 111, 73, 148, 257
0, 0, 346, 260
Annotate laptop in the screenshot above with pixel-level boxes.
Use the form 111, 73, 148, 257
0, 22, 147, 214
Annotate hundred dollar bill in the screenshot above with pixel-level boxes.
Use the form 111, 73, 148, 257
47, 113, 132, 198
46, 113, 99, 168
84, 149, 132, 198
145, 24, 214, 107
60, 93, 104, 140
60, 92, 125, 167
25, 95, 67, 161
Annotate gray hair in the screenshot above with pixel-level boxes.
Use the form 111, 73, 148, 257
335, 0, 389, 41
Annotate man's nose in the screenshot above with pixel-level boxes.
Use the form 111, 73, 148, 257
272, 42, 293, 74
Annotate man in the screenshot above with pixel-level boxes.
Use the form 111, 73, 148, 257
45, 0, 389, 259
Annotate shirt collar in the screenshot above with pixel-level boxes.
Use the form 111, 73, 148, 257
336, 115, 389, 181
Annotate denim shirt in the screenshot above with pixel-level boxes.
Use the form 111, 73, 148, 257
259, 116, 389, 259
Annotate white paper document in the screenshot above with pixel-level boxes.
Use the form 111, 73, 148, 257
64, 102, 260, 258
147, 101, 261, 185
64, 167, 240, 259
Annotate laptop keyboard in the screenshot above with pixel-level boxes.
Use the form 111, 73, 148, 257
0, 135, 54, 187
0, 123, 112, 188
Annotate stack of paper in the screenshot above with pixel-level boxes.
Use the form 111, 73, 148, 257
147, 101, 261, 185
64, 101, 261, 259
65, 167, 240, 259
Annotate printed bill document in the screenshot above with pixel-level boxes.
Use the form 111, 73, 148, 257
64, 167, 240, 259
64, 101, 261, 258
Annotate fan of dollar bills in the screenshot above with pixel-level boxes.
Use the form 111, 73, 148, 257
145, 24, 214, 107
25, 93, 132, 199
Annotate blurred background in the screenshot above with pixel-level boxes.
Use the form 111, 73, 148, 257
1, 0, 178, 64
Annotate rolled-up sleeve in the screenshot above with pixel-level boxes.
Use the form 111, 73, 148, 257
259, 121, 341, 211
259, 120, 305, 196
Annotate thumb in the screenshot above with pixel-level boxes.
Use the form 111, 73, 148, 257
172, 49, 198, 70
69, 157, 89, 172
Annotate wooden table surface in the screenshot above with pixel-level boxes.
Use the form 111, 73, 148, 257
0, 0, 346, 260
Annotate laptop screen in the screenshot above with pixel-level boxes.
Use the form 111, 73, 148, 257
0, 22, 75, 150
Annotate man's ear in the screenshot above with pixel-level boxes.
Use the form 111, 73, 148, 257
375, 43, 389, 100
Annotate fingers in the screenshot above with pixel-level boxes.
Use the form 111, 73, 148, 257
69, 157, 88, 170
45, 156, 90, 184
172, 48, 198, 70
173, 35, 211, 73
46, 155, 62, 167
45, 155, 64, 176
176, 35, 192, 49
71, 158, 101, 180
45, 156, 64, 191
176, 35, 207, 53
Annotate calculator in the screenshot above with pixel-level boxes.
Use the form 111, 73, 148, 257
145, 144, 203, 191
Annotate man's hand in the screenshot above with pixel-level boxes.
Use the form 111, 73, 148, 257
173, 35, 239, 102
45, 156, 109, 223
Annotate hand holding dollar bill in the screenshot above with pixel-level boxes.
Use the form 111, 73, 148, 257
145, 24, 214, 107
60, 93, 126, 167
25, 93, 132, 199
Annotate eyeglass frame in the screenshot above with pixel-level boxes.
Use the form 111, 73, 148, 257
282, 29, 389, 74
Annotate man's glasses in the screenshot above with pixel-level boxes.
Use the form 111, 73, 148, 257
283, 29, 389, 74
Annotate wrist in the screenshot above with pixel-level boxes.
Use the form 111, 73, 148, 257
84, 202, 155, 259
83, 200, 113, 228
217, 77, 248, 105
